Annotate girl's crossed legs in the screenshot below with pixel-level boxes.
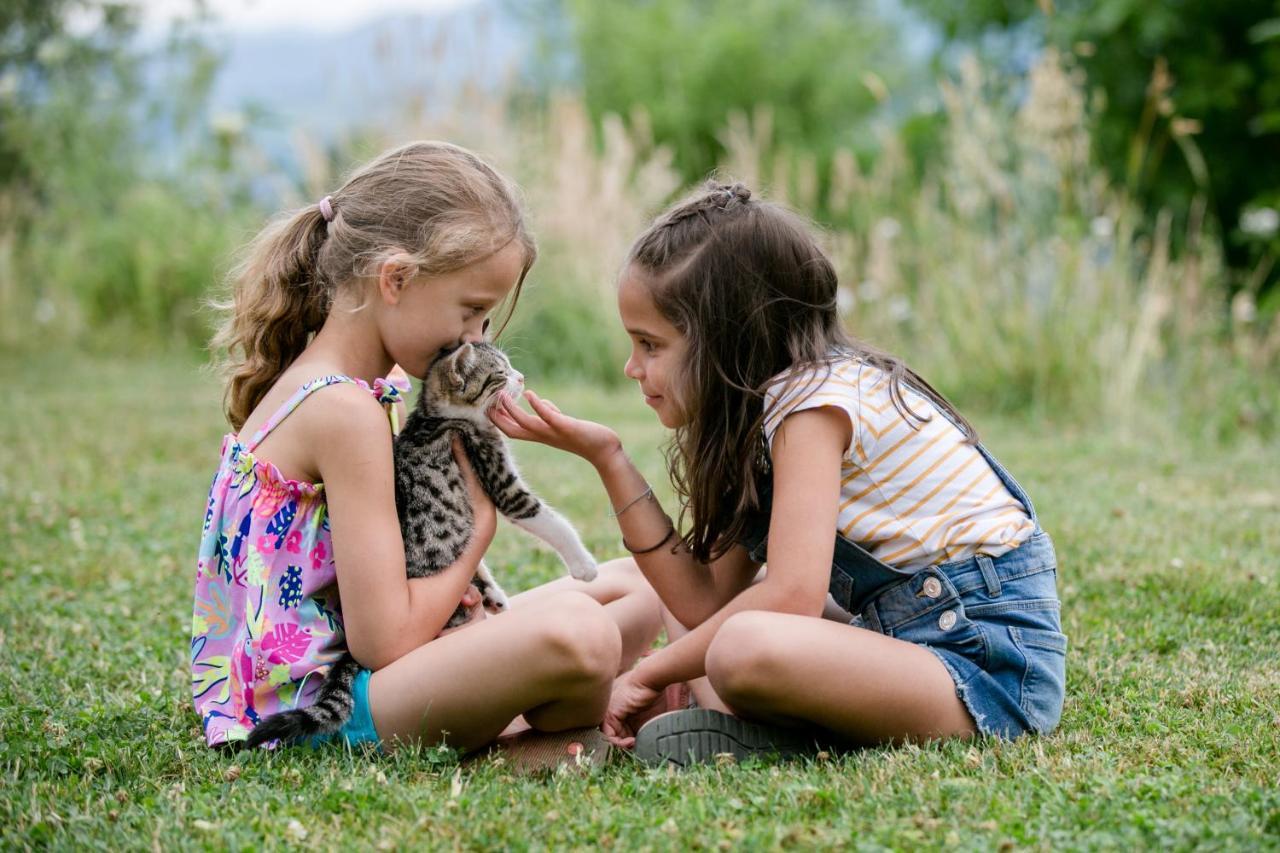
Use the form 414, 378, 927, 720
367, 558, 661, 752
662, 567, 976, 745
701, 611, 976, 745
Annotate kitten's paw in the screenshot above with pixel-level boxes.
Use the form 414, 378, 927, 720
567, 554, 598, 582
483, 585, 510, 613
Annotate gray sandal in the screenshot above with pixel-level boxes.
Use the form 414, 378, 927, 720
632, 709, 824, 767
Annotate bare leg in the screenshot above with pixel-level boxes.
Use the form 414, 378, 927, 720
660, 605, 731, 713
510, 557, 662, 671
367, 591, 622, 752
703, 610, 976, 745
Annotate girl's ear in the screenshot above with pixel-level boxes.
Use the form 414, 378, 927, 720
377, 252, 415, 305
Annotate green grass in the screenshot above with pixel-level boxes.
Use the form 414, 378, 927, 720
1, 352, 1277, 850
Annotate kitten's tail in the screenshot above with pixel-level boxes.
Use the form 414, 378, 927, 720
241, 653, 362, 749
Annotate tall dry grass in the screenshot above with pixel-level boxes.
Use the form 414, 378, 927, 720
367, 45, 1275, 438
713, 52, 1277, 436
1, 31, 1274, 439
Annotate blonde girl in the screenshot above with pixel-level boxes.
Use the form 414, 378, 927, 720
191, 141, 661, 753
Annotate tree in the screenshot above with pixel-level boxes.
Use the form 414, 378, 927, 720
902, 0, 1280, 292
0, 1, 142, 196
527, 0, 902, 186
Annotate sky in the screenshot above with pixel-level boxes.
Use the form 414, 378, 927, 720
136, 0, 479, 34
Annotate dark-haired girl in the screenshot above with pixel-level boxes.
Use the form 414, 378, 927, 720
492, 182, 1066, 763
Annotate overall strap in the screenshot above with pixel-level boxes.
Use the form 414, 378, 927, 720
244, 375, 361, 453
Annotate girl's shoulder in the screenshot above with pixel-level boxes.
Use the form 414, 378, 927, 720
275, 374, 405, 447
237, 372, 383, 442
762, 353, 887, 454
234, 372, 403, 483
762, 352, 883, 416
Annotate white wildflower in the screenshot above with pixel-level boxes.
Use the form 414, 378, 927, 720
1240, 207, 1279, 239
285, 819, 307, 842
888, 296, 913, 323
1232, 291, 1257, 325
35, 298, 56, 325
210, 110, 247, 139
873, 217, 902, 241
836, 287, 854, 314
37, 37, 71, 66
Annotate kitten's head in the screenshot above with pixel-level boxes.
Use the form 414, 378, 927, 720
423, 342, 524, 420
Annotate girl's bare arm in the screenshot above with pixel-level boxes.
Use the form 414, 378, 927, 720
491, 390, 755, 627
621, 406, 849, 689
311, 387, 495, 671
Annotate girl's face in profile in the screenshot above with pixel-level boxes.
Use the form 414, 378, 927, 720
618, 265, 689, 429
379, 241, 526, 379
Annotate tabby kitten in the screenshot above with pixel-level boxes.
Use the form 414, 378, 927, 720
244, 343, 597, 749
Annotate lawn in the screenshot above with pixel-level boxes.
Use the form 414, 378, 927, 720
1, 352, 1277, 850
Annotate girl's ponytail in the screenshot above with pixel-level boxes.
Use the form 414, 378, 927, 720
212, 203, 332, 431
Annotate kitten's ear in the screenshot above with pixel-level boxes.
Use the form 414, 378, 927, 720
447, 343, 474, 382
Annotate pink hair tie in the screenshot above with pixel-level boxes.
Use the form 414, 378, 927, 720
318, 195, 335, 223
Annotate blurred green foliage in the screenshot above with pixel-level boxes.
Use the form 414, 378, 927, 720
546, 0, 899, 185
0, 0, 138, 194
901, 0, 1280, 294
0, 1, 260, 350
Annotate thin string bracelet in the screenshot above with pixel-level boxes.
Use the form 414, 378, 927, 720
609, 485, 653, 518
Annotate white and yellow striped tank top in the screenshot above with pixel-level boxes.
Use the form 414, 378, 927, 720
762, 356, 1034, 571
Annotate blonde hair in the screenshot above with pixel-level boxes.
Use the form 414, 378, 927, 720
211, 140, 536, 430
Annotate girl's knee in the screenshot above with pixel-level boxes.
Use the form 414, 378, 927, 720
705, 611, 789, 703
596, 555, 641, 579
537, 592, 622, 683
592, 557, 662, 625
597, 556, 656, 595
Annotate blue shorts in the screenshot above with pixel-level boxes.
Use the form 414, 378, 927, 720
302, 668, 383, 751
848, 531, 1067, 739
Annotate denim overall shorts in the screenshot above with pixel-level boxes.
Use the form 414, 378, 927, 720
739, 434, 1067, 739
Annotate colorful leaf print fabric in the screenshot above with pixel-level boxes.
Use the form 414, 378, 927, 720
190, 374, 408, 747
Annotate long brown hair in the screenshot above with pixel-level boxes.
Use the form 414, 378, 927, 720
626, 180, 976, 562
211, 140, 536, 431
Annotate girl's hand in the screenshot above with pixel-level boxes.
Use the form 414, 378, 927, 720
435, 584, 488, 638
602, 669, 663, 749
489, 389, 623, 470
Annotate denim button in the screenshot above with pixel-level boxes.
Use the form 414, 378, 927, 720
938, 609, 957, 630
922, 577, 942, 598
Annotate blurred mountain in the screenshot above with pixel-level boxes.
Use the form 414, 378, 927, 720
143, 0, 524, 165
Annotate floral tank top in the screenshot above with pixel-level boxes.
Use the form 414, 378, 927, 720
191, 373, 408, 748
